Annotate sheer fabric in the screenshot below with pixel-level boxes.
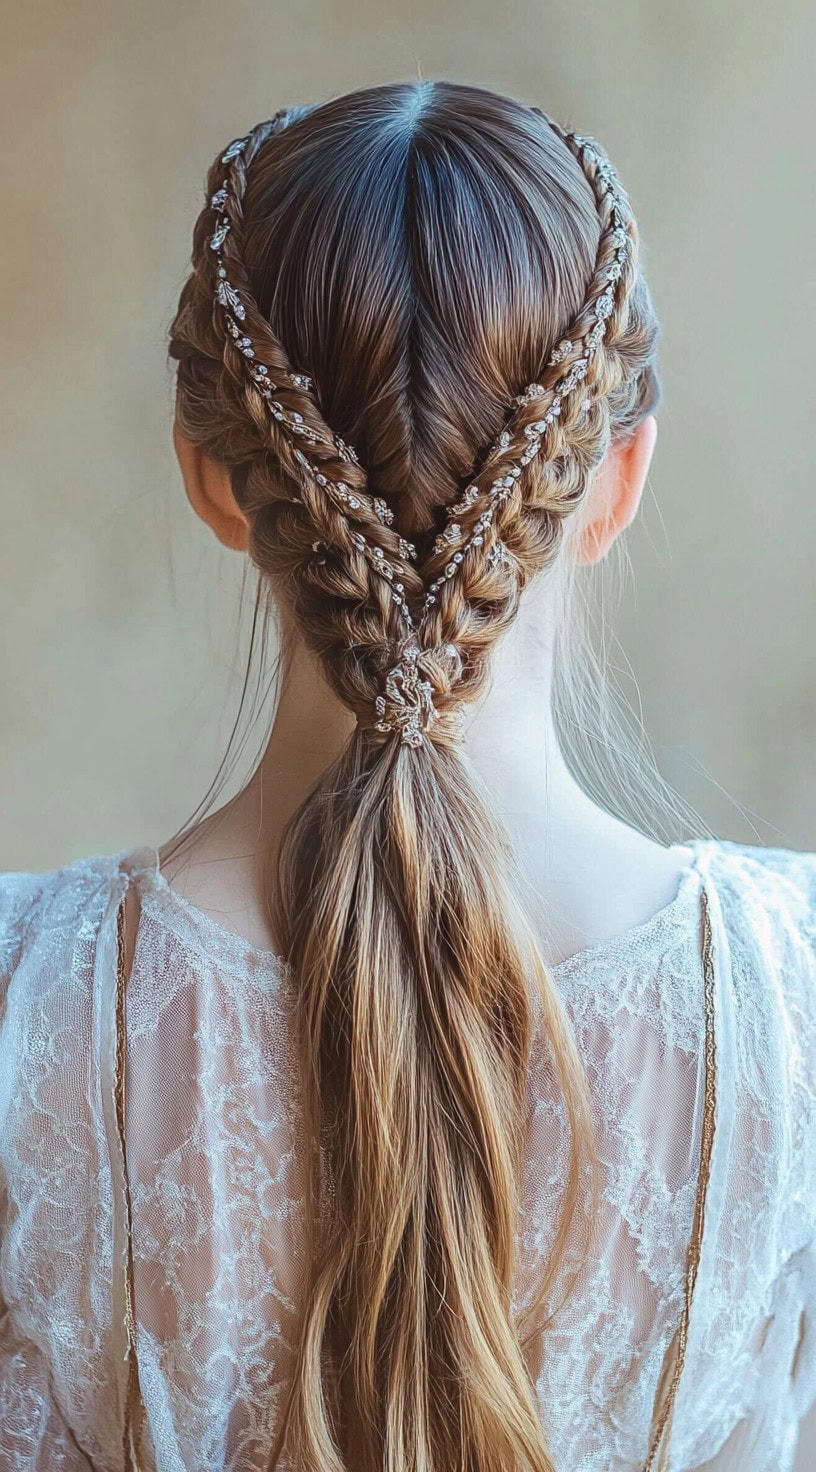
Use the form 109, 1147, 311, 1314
0, 838, 814, 1471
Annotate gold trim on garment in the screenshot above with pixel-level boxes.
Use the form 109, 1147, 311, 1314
643, 884, 718, 1471
115, 894, 144, 1472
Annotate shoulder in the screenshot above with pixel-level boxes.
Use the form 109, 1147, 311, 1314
0, 850, 125, 996
0, 850, 128, 1163
695, 841, 816, 1257
716, 836, 816, 898
695, 837, 816, 936
698, 838, 816, 1145
694, 838, 816, 1018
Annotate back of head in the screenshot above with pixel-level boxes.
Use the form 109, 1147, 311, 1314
170, 79, 659, 1472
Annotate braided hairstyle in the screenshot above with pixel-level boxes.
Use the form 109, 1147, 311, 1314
170, 81, 659, 1472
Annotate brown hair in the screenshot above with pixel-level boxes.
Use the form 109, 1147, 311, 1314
169, 80, 659, 1472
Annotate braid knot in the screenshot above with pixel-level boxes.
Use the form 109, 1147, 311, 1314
364, 640, 464, 749
372, 644, 436, 748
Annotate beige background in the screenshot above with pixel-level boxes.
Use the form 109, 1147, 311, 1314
1, 0, 815, 1462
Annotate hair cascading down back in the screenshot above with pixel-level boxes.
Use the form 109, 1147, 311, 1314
169, 80, 660, 1472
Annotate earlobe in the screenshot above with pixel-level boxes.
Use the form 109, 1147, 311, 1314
575, 414, 657, 566
172, 422, 251, 552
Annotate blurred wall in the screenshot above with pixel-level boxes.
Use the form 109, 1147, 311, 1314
1, 0, 814, 1459
2, 0, 815, 868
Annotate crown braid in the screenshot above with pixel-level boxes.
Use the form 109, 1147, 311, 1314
192, 113, 640, 746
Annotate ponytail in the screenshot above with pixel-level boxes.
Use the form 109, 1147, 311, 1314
268, 727, 591, 1471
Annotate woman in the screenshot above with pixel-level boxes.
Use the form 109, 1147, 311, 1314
1, 81, 814, 1472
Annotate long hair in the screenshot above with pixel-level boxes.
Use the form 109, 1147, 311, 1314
169, 80, 660, 1472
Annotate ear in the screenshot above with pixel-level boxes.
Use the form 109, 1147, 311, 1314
173, 422, 250, 552
574, 414, 657, 565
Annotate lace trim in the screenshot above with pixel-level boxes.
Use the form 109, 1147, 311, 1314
643, 883, 718, 1471
115, 895, 145, 1472
111, 877, 719, 1471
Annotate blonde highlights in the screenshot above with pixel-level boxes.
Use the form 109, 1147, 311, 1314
169, 80, 660, 1471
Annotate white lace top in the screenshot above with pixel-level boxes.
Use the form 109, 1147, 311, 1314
1, 838, 815, 1472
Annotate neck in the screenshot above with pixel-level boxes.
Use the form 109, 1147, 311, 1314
253, 585, 583, 814
163, 587, 691, 964
212, 588, 611, 887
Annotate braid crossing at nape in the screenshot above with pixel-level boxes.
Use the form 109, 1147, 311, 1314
207, 114, 638, 749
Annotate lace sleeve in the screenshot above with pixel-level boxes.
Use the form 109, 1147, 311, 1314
670, 843, 816, 1471
0, 858, 131, 1470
